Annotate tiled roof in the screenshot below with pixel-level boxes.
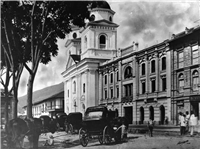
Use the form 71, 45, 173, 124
18, 82, 64, 111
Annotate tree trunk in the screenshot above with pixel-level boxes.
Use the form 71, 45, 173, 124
5, 97, 9, 123
11, 96, 18, 119
11, 71, 18, 119
27, 75, 34, 118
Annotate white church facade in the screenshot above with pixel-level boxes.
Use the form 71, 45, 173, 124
61, 1, 118, 115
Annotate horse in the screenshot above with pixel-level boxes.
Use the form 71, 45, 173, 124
5, 117, 42, 149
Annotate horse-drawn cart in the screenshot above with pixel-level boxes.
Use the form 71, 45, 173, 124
79, 106, 128, 147
65, 112, 82, 134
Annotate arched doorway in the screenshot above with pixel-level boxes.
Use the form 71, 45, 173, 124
160, 105, 165, 125
124, 106, 133, 124
149, 106, 154, 120
140, 107, 144, 124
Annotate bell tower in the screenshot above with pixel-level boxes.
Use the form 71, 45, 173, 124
80, 1, 118, 60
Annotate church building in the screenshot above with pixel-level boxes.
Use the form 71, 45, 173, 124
62, 1, 118, 115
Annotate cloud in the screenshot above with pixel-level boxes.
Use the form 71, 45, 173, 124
111, 1, 199, 49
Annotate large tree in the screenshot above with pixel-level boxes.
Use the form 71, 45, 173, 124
1, 1, 27, 119
2, 1, 91, 118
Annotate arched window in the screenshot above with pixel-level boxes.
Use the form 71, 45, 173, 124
178, 73, 184, 92
161, 57, 166, 70
73, 81, 76, 93
149, 106, 154, 120
140, 107, 144, 124
90, 14, 95, 21
141, 63, 145, 75
84, 36, 87, 49
83, 83, 85, 93
160, 105, 165, 125
73, 32, 77, 39
99, 34, 106, 49
192, 71, 199, 91
124, 66, 132, 79
151, 60, 155, 73
109, 16, 112, 22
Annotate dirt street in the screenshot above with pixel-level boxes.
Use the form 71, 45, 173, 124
20, 131, 200, 149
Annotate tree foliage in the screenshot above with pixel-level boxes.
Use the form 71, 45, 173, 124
1, 0, 92, 118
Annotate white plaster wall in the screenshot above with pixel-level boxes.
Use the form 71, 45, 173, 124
91, 11, 113, 21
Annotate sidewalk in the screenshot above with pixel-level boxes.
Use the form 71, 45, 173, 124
128, 124, 200, 136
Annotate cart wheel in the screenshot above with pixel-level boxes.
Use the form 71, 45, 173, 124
98, 134, 103, 144
65, 124, 69, 133
114, 130, 121, 143
103, 126, 111, 144
79, 128, 88, 147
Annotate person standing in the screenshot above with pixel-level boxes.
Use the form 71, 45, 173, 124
185, 111, 190, 133
190, 111, 197, 136
180, 114, 186, 135
147, 119, 154, 137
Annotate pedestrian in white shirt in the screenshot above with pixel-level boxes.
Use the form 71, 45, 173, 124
190, 111, 197, 136
180, 114, 186, 135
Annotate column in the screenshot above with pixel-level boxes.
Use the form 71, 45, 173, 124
155, 52, 159, 92
99, 70, 103, 104
119, 61, 123, 116
145, 53, 149, 94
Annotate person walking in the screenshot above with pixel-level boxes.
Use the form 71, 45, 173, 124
147, 119, 154, 137
190, 111, 197, 136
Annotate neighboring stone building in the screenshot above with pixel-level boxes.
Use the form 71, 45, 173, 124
169, 26, 200, 125
62, 1, 118, 115
99, 40, 170, 125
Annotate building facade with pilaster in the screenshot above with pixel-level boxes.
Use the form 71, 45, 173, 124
169, 26, 200, 125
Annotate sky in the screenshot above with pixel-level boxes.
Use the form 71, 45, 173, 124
17, 0, 200, 97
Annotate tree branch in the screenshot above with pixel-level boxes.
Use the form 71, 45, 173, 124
31, 1, 36, 66
42, 31, 54, 44
2, 44, 13, 70
24, 62, 32, 75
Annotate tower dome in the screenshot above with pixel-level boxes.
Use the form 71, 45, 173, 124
90, 1, 111, 10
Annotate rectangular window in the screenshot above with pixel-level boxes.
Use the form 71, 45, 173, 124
162, 78, 167, 91
151, 60, 155, 73
142, 82, 146, 94
125, 85, 128, 96
192, 45, 199, 65
142, 63, 145, 75
110, 73, 113, 83
68, 90, 69, 97
110, 88, 113, 98
117, 71, 119, 81
193, 77, 198, 90
151, 80, 156, 92
162, 57, 166, 70
117, 87, 119, 98
179, 80, 184, 92
178, 52, 184, 68
104, 89, 107, 99
105, 75, 107, 85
